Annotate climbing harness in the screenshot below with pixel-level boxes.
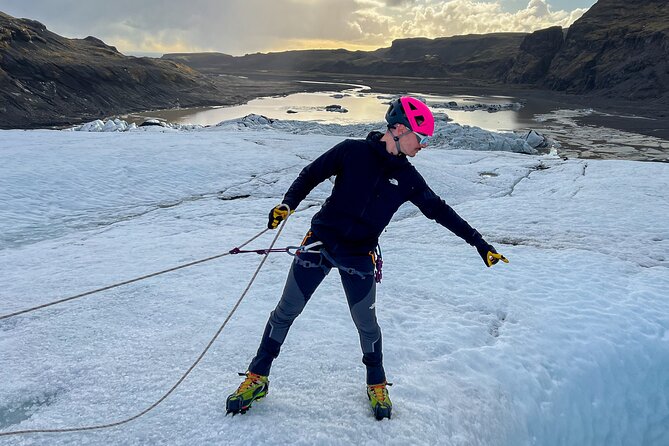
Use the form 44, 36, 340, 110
0, 208, 297, 437
291, 241, 384, 283
0, 207, 388, 437
320, 250, 374, 280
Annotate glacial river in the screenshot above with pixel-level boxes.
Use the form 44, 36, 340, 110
125, 81, 668, 162
125, 82, 528, 131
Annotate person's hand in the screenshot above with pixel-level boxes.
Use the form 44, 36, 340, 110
267, 204, 293, 229
476, 243, 509, 267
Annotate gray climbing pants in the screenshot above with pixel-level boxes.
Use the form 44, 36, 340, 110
248, 230, 385, 384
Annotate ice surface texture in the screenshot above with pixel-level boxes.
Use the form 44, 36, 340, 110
0, 126, 667, 445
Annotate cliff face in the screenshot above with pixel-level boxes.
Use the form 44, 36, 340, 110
543, 0, 669, 99
383, 33, 525, 78
0, 12, 228, 128
166, 0, 667, 104
167, 0, 668, 104
506, 26, 564, 84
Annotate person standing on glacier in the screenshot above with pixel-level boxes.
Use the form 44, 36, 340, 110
226, 96, 508, 420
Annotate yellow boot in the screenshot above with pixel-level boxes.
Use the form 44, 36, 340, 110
226, 372, 269, 415
367, 382, 392, 420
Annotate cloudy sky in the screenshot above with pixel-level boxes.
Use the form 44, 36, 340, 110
0, 0, 596, 56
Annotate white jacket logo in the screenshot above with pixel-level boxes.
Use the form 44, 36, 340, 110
388, 178, 398, 186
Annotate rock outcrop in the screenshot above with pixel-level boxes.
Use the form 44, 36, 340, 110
0, 11, 239, 128
0, 10, 383, 129
506, 26, 564, 84
544, 0, 669, 99
164, 0, 668, 106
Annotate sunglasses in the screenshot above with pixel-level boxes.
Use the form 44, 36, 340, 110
414, 132, 429, 145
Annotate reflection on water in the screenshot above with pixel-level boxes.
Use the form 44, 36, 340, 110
414, 92, 524, 132
126, 82, 526, 133
122, 81, 668, 162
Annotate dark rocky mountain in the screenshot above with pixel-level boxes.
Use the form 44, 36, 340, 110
0, 11, 325, 129
163, 33, 526, 80
165, 0, 667, 104
160, 52, 236, 71
505, 26, 565, 84
165, 49, 377, 74
543, 0, 669, 100
2, 0, 666, 129
0, 12, 232, 128
381, 33, 525, 79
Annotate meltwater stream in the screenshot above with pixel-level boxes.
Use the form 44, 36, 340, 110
122, 81, 669, 162
124, 81, 527, 133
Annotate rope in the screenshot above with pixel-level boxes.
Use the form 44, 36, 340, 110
228, 242, 323, 257
0, 229, 269, 321
229, 246, 289, 255
0, 215, 290, 437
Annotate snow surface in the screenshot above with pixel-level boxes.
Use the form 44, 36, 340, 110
0, 125, 668, 446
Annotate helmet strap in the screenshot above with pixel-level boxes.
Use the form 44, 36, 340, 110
389, 127, 407, 157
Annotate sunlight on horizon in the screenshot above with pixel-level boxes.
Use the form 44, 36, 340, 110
0, 0, 595, 57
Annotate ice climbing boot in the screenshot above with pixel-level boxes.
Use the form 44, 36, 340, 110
226, 372, 269, 415
367, 381, 392, 420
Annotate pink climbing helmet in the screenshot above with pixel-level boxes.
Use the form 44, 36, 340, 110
385, 96, 435, 136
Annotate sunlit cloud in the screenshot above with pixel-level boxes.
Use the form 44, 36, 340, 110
0, 0, 591, 55
274, 0, 589, 53
355, 0, 588, 42
113, 36, 207, 55
265, 38, 384, 53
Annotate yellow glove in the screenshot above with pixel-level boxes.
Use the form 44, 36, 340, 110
267, 204, 293, 229
477, 243, 509, 267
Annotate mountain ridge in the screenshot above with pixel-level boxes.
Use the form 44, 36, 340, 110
163, 0, 668, 103
2, 0, 667, 129
0, 11, 333, 129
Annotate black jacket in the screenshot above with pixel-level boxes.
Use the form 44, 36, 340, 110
283, 131, 484, 255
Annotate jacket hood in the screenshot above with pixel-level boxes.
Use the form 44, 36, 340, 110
366, 131, 385, 143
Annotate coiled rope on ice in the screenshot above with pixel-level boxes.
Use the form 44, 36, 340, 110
0, 212, 291, 437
